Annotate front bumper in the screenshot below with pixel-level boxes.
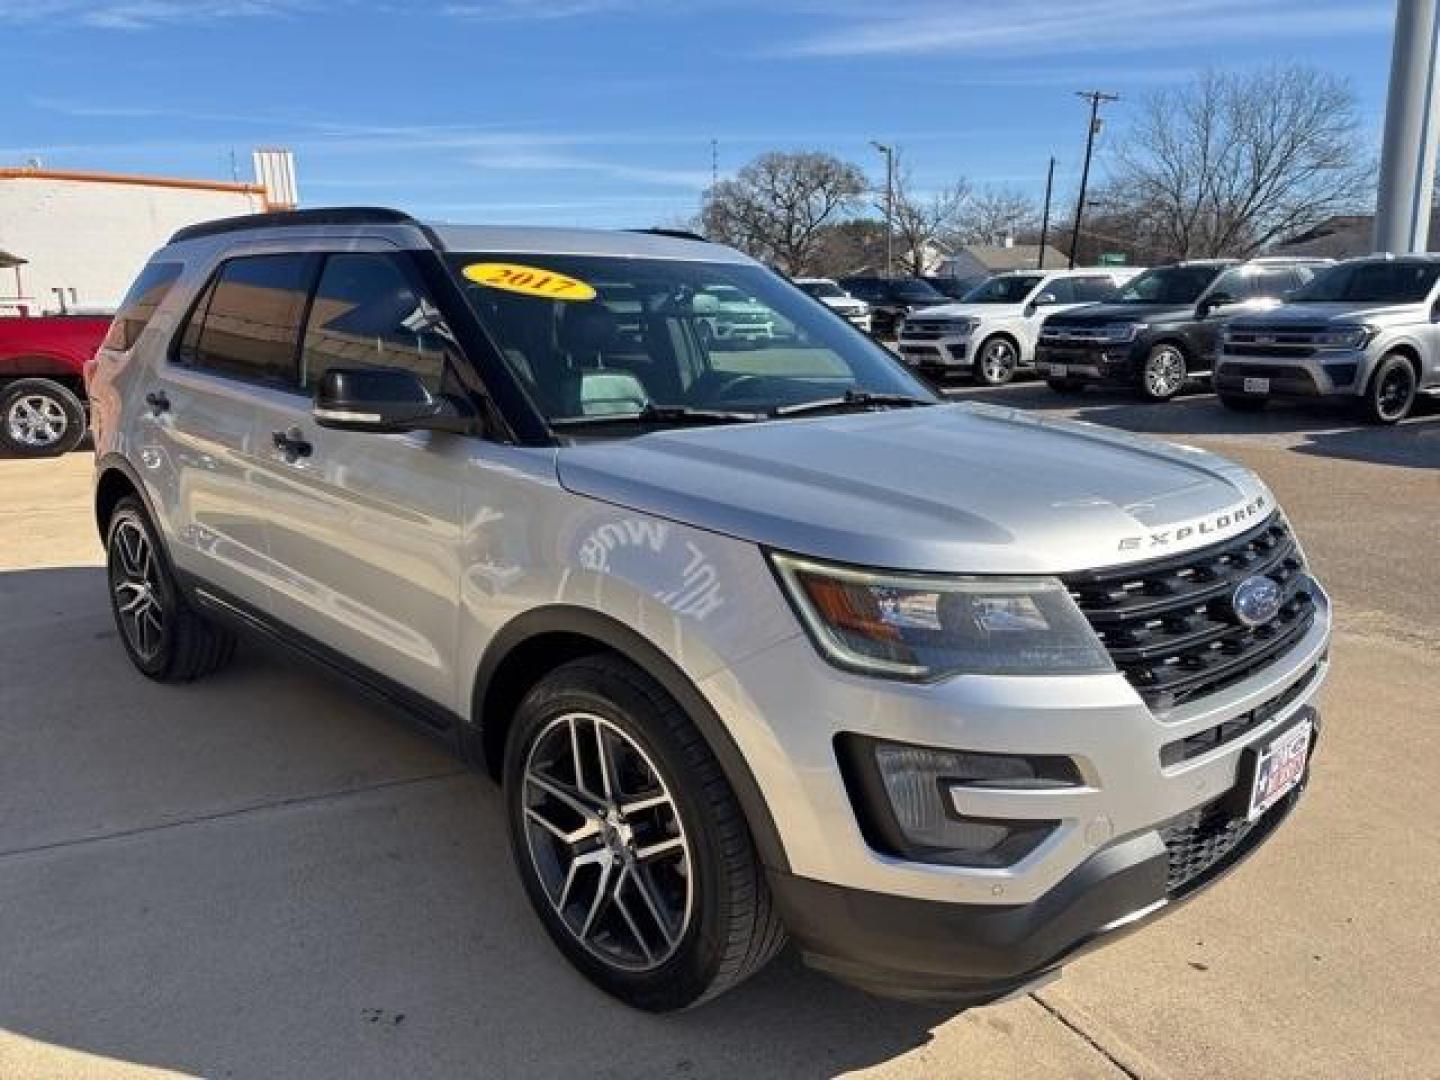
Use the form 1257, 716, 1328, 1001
1036, 340, 1144, 384
699, 574, 1330, 999
1214, 350, 1367, 399
897, 334, 970, 372
767, 748, 1313, 1003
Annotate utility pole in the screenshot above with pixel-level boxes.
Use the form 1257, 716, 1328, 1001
1375, 0, 1440, 253
871, 140, 895, 277
1068, 91, 1119, 269
711, 138, 719, 193
1037, 156, 1056, 269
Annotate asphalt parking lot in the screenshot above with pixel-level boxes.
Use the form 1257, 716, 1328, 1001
2, 385, 1437, 1079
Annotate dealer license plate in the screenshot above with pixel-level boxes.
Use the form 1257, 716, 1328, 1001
1243, 377, 1270, 394
1247, 717, 1312, 821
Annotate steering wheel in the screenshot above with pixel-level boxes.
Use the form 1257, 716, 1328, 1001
690, 371, 767, 405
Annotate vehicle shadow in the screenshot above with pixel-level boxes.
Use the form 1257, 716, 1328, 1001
0, 566, 954, 1080
944, 381, 1440, 467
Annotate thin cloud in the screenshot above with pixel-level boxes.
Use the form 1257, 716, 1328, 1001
0, 1, 317, 29
775, 0, 1392, 58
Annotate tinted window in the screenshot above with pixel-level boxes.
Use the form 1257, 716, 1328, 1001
1291, 261, 1440, 303
1210, 267, 1293, 302
1073, 276, 1119, 302
104, 262, 182, 351
1117, 266, 1224, 304
301, 253, 453, 392
179, 254, 316, 387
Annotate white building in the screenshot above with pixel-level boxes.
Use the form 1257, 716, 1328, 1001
0, 150, 298, 316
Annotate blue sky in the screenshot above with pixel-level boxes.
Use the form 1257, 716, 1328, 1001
1, 0, 1398, 227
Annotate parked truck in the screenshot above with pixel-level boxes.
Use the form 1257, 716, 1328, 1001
0, 314, 110, 456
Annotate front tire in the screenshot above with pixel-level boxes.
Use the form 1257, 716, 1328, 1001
1136, 344, 1188, 402
504, 655, 785, 1011
974, 336, 1019, 386
105, 497, 237, 682
0, 378, 86, 457
1360, 353, 1418, 424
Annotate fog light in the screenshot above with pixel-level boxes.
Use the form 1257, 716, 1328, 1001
839, 737, 1078, 868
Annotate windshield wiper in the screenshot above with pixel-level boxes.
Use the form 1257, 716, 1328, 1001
549, 404, 766, 429
770, 389, 935, 418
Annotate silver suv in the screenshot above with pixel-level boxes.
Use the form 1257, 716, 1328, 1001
1219, 254, 1440, 423
90, 209, 1332, 1011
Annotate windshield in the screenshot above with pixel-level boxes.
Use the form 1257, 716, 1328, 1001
960, 275, 1044, 304
799, 281, 846, 299
887, 279, 944, 303
1290, 261, 1440, 303
449, 254, 934, 427
1117, 265, 1224, 304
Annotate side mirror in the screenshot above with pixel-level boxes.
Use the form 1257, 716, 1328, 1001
1198, 292, 1233, 317
313, 367, 473, 435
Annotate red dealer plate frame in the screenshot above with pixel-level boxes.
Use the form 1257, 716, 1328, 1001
1242, 713, 1314, 822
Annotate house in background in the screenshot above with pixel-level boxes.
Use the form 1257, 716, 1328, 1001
1267, 214, 1440, 259
936, 241, 1070, 279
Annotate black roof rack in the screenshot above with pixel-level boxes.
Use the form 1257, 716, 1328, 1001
168, 207, 419, 245
627, 228, 709, 243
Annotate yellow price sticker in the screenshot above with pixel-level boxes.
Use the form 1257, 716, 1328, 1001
462, 262, 597, 302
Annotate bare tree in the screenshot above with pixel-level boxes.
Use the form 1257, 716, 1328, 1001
701, 151, 868, 275
811, 218, 890, 277
885, 157, 971, 275
953, 186, 1040, 247
1109, 66, 1371, 258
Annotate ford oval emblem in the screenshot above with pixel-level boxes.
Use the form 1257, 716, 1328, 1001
1232, 575, 1282, 628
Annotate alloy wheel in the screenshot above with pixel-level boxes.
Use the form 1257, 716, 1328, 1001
1376, 363, 1415, 421
980, 340, 1017, 384
110, 518, 166, 662
5, 394, 68, 449
1144, 347, 1186, 398
520, 712, 694, 972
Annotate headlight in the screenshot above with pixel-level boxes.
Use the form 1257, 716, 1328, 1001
1103, 322, 1145, 342
770, 554, 1114, 680
1315, 325, 1375, 350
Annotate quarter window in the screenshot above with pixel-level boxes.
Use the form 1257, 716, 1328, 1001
104, 261, 182, 351
300, 253, 452, 392
1072, 276, 1119, 302
177, 254, 317, 388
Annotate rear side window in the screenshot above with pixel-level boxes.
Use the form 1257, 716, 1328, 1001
300, 253, 452, 392
104, 262, 182, 351
176, 254, 317, 388
1041, 279, 1076, 304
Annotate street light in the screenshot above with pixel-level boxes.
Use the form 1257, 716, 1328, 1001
871, 140, 895, 278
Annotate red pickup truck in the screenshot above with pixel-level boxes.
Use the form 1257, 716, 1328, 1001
0, 315, 110, 457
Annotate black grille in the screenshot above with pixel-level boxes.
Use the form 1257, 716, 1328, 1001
1159, 662, 1321, 767
1216, 362, 1312, 378
1160, 801, 1256, 893
1063, 513, 1317, 709
1220, 343, 1318, 359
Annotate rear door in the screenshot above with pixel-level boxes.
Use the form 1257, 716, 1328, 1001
151, 252, 319, 607
244, 248, 467, 707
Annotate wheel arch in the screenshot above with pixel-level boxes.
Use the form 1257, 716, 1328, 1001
469, 604, 790, 872
94, 453, 159, 542
1377, 342, 1423, 383
1146, 336, 1193, 367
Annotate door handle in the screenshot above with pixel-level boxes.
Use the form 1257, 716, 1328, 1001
145, 390, 170, 415
272, 426, 313, 463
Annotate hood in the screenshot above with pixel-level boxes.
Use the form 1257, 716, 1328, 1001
1044, 301, 1193, 326
1230, 301, 1423, 327
557, 403, 1270, 575
913, 302, 1021, 320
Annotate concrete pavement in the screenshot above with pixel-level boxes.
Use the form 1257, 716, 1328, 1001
1, 387, 1437, 1078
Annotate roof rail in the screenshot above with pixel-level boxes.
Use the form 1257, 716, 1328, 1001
627, 227, 709, 243
168, 206, 419, 245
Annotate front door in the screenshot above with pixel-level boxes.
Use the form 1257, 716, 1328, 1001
245, 249, 468, 708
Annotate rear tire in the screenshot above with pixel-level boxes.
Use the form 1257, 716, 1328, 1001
0, 378, 86, 457
503, 655, 786, 1011
1218, 393, 1267, 413
105, 497, 237, 682
1360, 353, 1417, 425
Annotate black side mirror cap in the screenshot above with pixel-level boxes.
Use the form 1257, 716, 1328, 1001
313, 366, 474, 435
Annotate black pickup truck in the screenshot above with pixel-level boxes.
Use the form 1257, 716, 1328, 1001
1035, 258, 1330, 401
